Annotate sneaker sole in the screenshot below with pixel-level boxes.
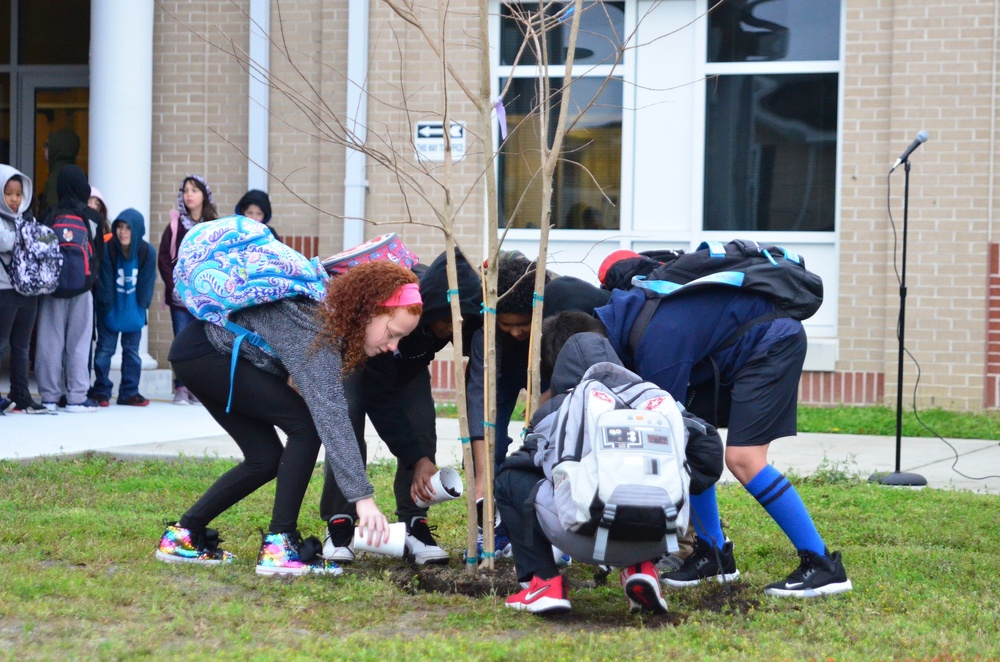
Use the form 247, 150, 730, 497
255, 564, 343, 577
505, 597, 571, 615
625, 579, 668, 614
65, 407, 98, 413
407, 550, 450, 565
663, 569, 741, 588
764, 578, 853, 598
155, 550, 227, 566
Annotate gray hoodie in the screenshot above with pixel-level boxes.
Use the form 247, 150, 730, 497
0, 164, 34, 292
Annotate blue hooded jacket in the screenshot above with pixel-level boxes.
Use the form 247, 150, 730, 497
97, 208, 157, 333
595, 286, 800, 399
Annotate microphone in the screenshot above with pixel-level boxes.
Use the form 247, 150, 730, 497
891, 131, 929, 171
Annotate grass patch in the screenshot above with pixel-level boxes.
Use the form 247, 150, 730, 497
437, 401, 1000, 440
2, 453, 999, 658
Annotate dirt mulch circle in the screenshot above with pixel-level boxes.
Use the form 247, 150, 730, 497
387, 562, 762, 628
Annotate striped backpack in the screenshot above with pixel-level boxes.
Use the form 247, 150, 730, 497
173, 215, 327, 409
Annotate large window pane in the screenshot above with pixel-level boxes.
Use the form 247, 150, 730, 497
500, 1, 625, 67
0, 74, 8, 163
18, 0, 89, 65
708, 0, 840, 63
704, 73, 837, 232
0, 0, 10, 64
499, 76, 622, 229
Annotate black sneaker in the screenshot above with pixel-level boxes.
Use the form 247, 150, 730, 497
404, 516, 449, 565
12, 397, 47, 414
764, 549, 853, 598
323, 514, 355, 563
662, 536, 740, 587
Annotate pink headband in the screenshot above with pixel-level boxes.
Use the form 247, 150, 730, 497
381, 282, 422, 307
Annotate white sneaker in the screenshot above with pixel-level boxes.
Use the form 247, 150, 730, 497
322, 514, 355, 563
65, 399, 99, 413
42, 402, 59, 413
173, 387, 191, 405
404, 516, 449, 565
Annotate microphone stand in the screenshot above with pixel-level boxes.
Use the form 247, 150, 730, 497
870, 159, 927, 487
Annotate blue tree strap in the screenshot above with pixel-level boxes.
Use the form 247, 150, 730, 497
460, 436, 472, 445
480, 303, 496, 315
532, 292, 544, 307
466, 555, 478, 565
483, 421, 496, 428
446, 288, 460, 302
481, 551, 495, 559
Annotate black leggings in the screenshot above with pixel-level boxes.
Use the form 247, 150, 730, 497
173, 351, 322, 534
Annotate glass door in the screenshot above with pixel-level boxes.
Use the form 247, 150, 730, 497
15, 69, 88, 215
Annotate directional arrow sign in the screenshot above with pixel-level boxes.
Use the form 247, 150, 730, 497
415, 121, 467, 162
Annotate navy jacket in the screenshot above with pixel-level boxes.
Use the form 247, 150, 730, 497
96, 208, 156, 333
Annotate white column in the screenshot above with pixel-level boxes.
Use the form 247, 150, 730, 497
88, 0, 157, 369
248, 0, 270, 192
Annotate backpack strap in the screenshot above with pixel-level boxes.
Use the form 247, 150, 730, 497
625, 296, 660, 369
223, 321, 276, 413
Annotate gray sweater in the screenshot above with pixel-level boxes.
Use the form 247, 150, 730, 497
206, 298, 373, 503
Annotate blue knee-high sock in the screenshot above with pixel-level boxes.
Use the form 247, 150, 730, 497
689, 486, 726, 549
745, 465, 825, 556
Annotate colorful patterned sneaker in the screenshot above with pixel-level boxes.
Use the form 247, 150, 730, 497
505, 574, 571, 615
662, 537, 740, 588
764, 549, 853, 598
404, 516, 449, 565
257, 531, 343, 576
323, 514, 355, 564
117, 394, 150, 406
156, 524, 235, 565
65, 398, 100, 413
621, 560, 668, 614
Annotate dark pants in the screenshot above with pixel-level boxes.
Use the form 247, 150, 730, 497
173, 351, 322, 534
169, 308, 197, 388
320, 368, 437, 523
92, 316, 142, 399
495, 464, 556, 584
0, 290, 38, 402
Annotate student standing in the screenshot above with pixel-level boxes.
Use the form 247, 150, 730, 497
91, 208, 156, 406
158, 175, 217, 404
35, 166, 105, 412
0, 165, 46, 414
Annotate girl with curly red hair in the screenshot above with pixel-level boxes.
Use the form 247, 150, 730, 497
157, 260, 421, 576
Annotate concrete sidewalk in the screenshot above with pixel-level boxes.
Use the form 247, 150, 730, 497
2, 398, 999, 494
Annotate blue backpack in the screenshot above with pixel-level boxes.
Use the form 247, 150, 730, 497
174, 215, 327, 410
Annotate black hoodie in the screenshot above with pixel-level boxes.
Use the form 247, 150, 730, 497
43, 165, 105, 296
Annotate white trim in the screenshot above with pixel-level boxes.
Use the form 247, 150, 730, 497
247, 0, 270, 192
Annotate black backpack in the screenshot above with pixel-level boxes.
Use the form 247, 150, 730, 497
51, 210, 99, 298
625, 239, 824, 362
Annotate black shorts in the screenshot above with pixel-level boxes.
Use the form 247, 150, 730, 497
724, 325, 806, 447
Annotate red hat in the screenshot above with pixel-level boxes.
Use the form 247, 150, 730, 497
598, 249, 642, 285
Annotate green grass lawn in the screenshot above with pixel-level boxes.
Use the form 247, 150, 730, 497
2, 454, 998, 659
435, 402, 1000, 440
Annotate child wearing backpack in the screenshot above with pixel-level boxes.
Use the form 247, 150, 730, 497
595, 270, 853, 598
91, 209, 156, 406
0, 165, 50, 414
496, 315, 724, 615
35, 165, 105, 413
158, 254, 421, 576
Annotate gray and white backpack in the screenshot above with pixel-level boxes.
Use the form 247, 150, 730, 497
533, 362, 690, 564
0, 217, 63, 296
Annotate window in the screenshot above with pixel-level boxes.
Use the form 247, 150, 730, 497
703, 0, 841, 233
497, 1, 625, 230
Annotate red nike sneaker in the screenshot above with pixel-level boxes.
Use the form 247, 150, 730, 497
505, 574, 571, 615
